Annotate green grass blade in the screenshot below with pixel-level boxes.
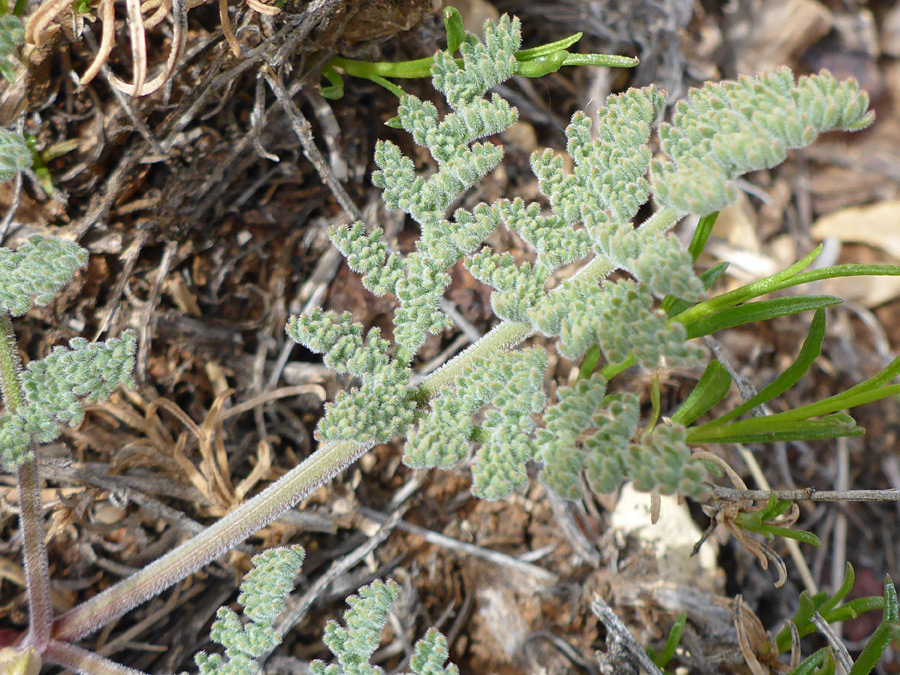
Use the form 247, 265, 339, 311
703, 309, 826, 428
683, 296, 841, 339
686, 412, 861, 444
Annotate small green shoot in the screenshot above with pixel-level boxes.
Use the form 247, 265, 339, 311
646, 612, 687, 670
319, 7, 638, 101
733, 496, 821, 548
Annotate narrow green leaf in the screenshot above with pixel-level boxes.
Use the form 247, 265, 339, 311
689, 212, 719, 261
578, 344, 601, 380
849, 576, 898, 675
686, 412, 861, 444
704, 309, 826, 428
788, 649, 834, 675
442, 6, 465, 54
671, 361, 732, 426
674, 245, 823, 326
683, 296, 841, 339
650, 612, 687, 668
770, 382, 900, 425
515, 32, 582, 61
770, 263, 900, 294
763, 525, 821, 548
821, 563, 856, 614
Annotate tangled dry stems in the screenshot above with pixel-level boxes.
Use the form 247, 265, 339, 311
24, 0, 280, 96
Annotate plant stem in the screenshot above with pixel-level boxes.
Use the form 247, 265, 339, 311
52, 438, 373, 643
43, 640, 149, 675
0, 313, 52, 651
17, 462, 52, 650
54, 206, 683, 643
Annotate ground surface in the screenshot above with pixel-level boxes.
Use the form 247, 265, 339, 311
3, 0, 900, 673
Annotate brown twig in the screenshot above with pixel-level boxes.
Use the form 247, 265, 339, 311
711, 486, 900, 502
590, 595, 665, 675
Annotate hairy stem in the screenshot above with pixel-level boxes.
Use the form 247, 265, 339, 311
43, 640, 149, 675
0, 313, 52, 651
55, 206, 683, 643
17, 462, 52, 651
52, 438, 372, 642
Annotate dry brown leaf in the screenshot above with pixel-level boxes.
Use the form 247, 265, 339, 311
811, 199, 900, 258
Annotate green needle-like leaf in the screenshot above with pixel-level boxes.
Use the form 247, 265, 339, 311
515, 32, 582, 61
849, 576, 899, 675
683, 296, 841, 339
703, 309, 827, 428
675, 246, 824, 325
687, 412, 861, 444
688, 212, 719, 262
649, 612, 687, 668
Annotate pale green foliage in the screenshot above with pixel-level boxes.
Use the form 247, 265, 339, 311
537, 382, 709, 499
627, 422, 708, 499
531, 86, 705, 303
537, 386, 639, 497
292, 12, 873, 506
583, 394, 641, 494
431, 15, 520, 109
406, 348, 546, 500
465, 246, 545, 322
325, 15, 523, 357
0, 236, 88, 316
531, 277, 703, 368
287, 309, 415, 443
462, 195, 597, 323
537, 375, 608, 499
195, 545, 305, 675
0, 128, 29, 183
312, 580, 398, 675
651, 66, 874, 216
406, 629, 458, 675
311, 580, 458, 675
0, 332, 136, 467
0, 15, 24, 83
404, 392, 476, 470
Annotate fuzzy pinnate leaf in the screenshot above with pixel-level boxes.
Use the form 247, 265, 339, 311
316, 362, 415, 444
465, 247, 545, 322
496, 198, 592, 271
468, 347, 546, 499
404, 394, 474, 470
0, 128, 29, 183
0, 15, 24, 83
431, 15, 520, 109
0, 236, 87, 316
472, 411, 536, 500
311, 581, 460, 675
312, 580, 398, 675
627, 422, 709, 499
196, 545, 304, 675
238, 546, 305, 625
651, 67, 873, 216
0, 332, 136, 468
537, 375, 608, 499
583, 394, 641, 494
404, 629, 459, 675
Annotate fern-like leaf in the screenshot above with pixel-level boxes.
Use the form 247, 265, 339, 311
311, 580, 460, 675
0, 236, 87, 316
651, 67, 874, 216
195, 546, 305, 675
0, 332, 136, 467
287, 310, 416, 443
0, 15, 24, 83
